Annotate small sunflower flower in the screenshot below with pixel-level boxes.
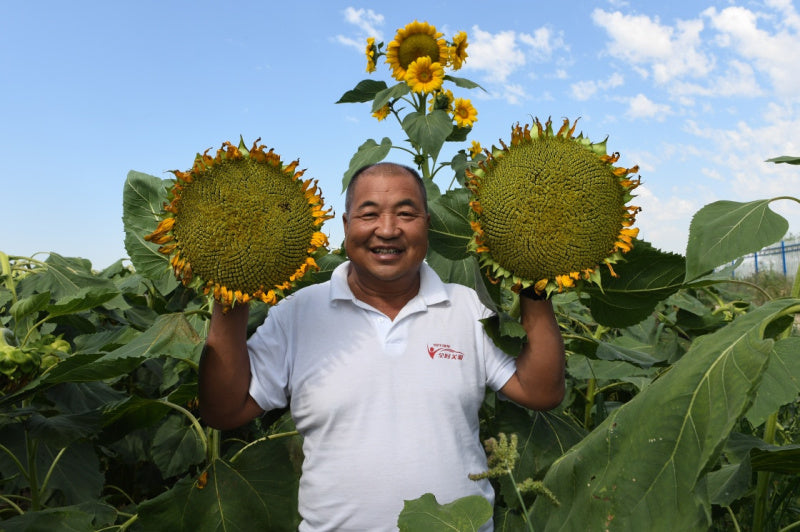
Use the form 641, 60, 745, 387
450, 31, 469, 70
144, 138, 334, 310
466, 118, 641, 297
453, 98, 478, 128
469, 140, 483, 159
404, 56, 445, 94
428, 89, 454, 112
386, 20, 449, 81
365, 37, 378, 73
372, 103, 391, 121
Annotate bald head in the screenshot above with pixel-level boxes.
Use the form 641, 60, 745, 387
344, 162, 428, 214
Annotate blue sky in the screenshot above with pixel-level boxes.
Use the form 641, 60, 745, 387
2, 0, 799, 269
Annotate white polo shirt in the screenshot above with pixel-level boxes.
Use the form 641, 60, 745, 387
248, 261, 517, 531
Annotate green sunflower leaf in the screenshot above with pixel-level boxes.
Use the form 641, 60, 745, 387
428, 188, 473, 260
766, 155, 800, 165
401, 110, 453, 161
444, 74, 486, 91
745, 336, 800, 427
531, 298, 798, 531
684, 199, 788, 282
397, 493, 492, 532
122, 171, 177, 283
335, 79, 388, 104
137, 438, 301, 531
371, 81, 410, 112
584, 241, 686, 328
342, 137, 392, 191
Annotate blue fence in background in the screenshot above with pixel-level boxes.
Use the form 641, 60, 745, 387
730, 240, 800, 279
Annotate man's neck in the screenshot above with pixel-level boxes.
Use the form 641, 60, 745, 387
346, 266, 421, 321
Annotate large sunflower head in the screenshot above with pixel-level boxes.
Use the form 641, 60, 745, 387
404, 56, 445, 94
385, 20, 449, 81
466, 118, 641, 297
144, 138, 334, 310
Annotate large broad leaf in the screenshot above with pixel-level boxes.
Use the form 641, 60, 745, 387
151, 414, 205, 478
745, 336, 800, 426
342, 137, 392, 190
444, 74, 485, 91
584, 241, 686, 328
44, 313, 202, 384
426, 248, 480, 289
15, 253, 120, 302
122, 170, 177, 283
428, 188, 473, 260
684, 199, 789, 282
336, 79, 388, 104
402, 110, 453, 161
46, 285, 120, 317
492, 400, 587, 483
397, 493, 493, 532
531, 298, 800, 531
137, 437, 301, 531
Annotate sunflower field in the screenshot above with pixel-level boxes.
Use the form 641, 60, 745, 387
2, 21, 800, 532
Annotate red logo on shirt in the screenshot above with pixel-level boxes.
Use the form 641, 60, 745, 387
427, 344, 464, 361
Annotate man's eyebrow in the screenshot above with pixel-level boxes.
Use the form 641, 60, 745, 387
354, 198, 423, 210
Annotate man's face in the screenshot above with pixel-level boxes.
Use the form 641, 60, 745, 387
343, 168, 430, 290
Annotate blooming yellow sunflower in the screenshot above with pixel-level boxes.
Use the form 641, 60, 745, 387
466, 118, 641, 297
365, 37, 378, 73
453, 98, 478, 128
385, 20, 449, 81
144, 138, 333, 309
372, 103, 391, 121
450, 31, 468, 70
404, 56, 445, 94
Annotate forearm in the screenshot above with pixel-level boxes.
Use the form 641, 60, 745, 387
199, 303, 262, 429
505, 298, 566, 410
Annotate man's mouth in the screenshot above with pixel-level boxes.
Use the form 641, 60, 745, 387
371, 247, 402, 255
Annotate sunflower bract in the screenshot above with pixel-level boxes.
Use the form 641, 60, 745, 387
467, 118, 641, 295
144, 139, 333, 309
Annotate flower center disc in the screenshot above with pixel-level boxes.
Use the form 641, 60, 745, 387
173, 158, 316, 293
398, 34, 441, 68
478, 137, 625, 280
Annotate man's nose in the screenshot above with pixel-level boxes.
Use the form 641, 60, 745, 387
375, 214, 401, 237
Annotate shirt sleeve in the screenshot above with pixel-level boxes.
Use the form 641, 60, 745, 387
247, 307, 291, 412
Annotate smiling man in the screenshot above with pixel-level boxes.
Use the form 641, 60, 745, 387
199, 162, 565, 531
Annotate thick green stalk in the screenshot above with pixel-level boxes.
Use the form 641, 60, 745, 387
26, 434, 40, 511
0, 252, 16, 305
752, 411, 778, 532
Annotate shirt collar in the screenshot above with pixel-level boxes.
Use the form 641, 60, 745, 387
329, 260, 449, 307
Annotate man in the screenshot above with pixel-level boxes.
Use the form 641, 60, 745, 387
199, 162, 565, 531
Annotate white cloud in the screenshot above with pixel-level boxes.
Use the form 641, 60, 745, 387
343, 7, 384, 40
703, 4, 800, 98
625, 93, 671, 120
463, 27, 526, 82
336, 7, 384, 51
634, 185, 700, 254
570, 72, 624, 101
518, 27, 567, 60
592, 9, 714, 84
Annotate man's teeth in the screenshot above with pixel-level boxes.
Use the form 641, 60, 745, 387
373, 248, 401, 254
